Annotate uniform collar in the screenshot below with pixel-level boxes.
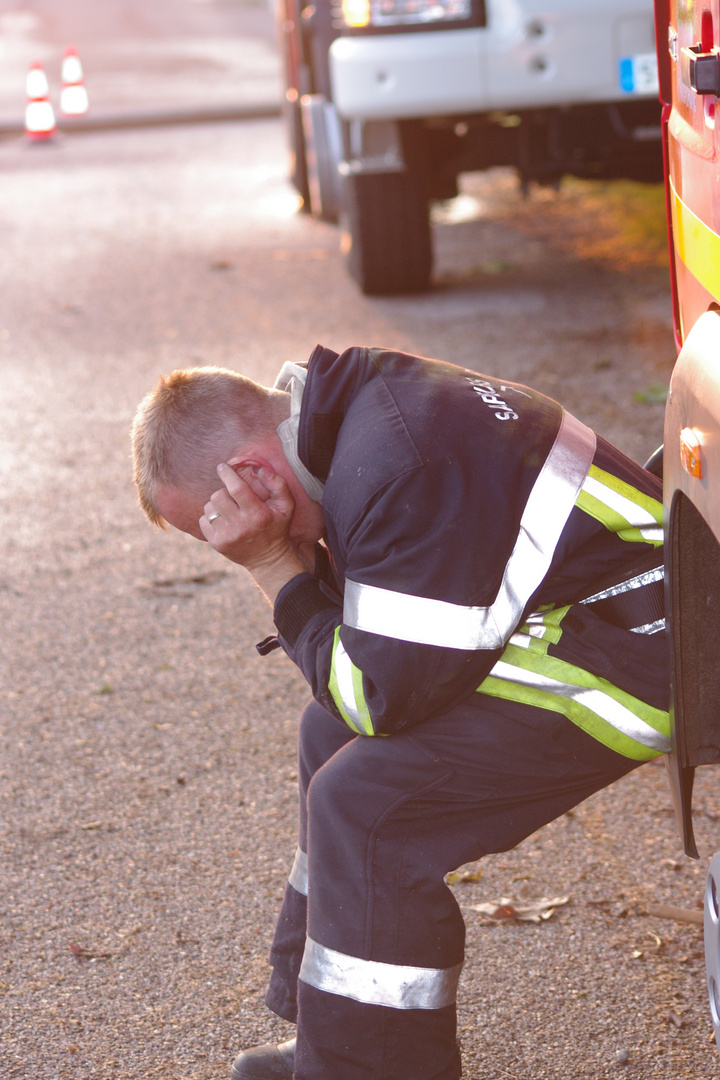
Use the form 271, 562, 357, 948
273, 361, 326, 504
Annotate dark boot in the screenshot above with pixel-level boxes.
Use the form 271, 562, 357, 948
230, 1038, 295, 1080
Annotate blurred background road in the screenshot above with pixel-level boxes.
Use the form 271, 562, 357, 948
1, 3, 719, 1080
0, 0, 281, 130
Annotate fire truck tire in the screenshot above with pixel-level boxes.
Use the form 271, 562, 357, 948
343, 169, 433, 295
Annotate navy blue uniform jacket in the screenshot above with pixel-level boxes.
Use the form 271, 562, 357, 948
271, 346, 669, 759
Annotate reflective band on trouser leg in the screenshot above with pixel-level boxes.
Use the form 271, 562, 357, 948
328, 626, 374, 735
580, 566, 665, 636
477, 646, 670, 761
630, 619, 665, 636
343, 410, 596, 650
289, 847, 308, 896
577, 466, 663, 546
299, 936, 463, 1010
580, 567, 664, 606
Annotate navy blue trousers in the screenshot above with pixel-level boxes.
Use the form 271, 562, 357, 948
265, 694, 640, 1080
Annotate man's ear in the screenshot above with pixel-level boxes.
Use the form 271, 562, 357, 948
229, 455, 278, 473
226, 458, 277, 501
227, 457, 265, 474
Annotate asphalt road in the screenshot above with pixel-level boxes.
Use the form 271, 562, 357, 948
1, 4, 720, 1080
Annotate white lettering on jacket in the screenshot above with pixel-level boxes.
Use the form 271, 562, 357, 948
464, 377, 518, 420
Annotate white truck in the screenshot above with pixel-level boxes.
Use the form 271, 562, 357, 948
276, 0, 664, 294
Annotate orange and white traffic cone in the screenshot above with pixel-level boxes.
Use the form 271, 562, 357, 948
60, 46, 89, 117
24, 60, 56, 141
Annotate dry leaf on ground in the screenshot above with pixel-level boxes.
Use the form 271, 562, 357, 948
464, 895, 570, 924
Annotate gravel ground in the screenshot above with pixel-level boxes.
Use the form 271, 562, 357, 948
1, 119, 718, 1080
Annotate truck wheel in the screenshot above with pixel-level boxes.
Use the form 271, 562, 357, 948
343, 169, 433, 295
285, 98, 311, 210
301, 95, 344, 224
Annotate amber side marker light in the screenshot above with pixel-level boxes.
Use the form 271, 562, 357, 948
680, 427, 703, 479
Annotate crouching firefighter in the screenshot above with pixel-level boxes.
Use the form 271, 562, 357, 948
131, 345, 669, 1080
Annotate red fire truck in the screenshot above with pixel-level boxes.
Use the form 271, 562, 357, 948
656, 0, 720, 1050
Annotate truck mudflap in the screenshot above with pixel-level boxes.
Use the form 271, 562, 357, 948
664, 311, 720, 860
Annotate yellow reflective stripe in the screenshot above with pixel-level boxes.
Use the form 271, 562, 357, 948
328, 627, 374, 735
670, 173, 720, 306
476, 637, 670, 761
576, 465, 663, 546
349, 659, 373, 735
328, 627, 362, 733
512, 607, 567, 647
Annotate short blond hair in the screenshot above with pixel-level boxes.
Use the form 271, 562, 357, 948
131, 366, 288, 525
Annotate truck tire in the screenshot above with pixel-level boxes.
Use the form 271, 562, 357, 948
343, 168, 432, 295
285, 98, 311, 210
301, 95, 344, 224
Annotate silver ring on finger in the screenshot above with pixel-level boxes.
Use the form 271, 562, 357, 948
207, 512, 221, 524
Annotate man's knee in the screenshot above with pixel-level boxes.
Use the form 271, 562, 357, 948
305, 749, 351, 825
298, 699, 355, 786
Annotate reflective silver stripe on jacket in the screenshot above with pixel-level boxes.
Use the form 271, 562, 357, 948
490, 659, 671, 753
299, 936, 463, 1010
288, 848, 308, 896
343, 410, 597, 650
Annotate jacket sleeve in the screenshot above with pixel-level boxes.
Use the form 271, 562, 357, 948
273, 458, 512, 735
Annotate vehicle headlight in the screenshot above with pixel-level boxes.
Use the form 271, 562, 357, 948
339, 0, 472, 29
